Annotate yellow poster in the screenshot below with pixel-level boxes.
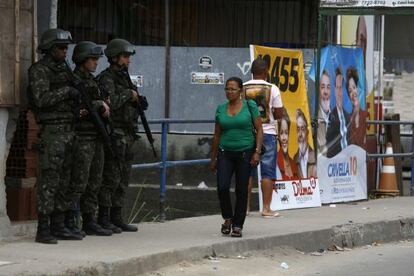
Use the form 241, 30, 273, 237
250, 45, 313, 160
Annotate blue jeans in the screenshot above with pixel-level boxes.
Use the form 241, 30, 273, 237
216, 148, 253, 229
260, 134, 277, 180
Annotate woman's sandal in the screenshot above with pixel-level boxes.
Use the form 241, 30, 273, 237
231, 227, 242, 238
221, 220, 232, 235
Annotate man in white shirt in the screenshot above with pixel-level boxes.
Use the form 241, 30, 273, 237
317, 70, 331, 156
244, 57, 283, 218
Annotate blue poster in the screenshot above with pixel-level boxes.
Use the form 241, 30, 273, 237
310, 45, 367, 203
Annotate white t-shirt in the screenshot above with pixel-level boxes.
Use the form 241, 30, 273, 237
243, 79, 283, 135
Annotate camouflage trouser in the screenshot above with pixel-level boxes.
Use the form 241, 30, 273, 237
37, 124, 74, 215
67, 134, 104, 214
99, 128, 136, 208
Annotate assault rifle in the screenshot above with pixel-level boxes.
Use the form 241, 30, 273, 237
123, 70, 157, 157
64, 61, 123, 173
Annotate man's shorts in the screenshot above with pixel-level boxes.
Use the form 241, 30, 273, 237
251, 133, 277, 180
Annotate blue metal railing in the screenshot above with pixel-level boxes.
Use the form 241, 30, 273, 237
132, 119, 414, 221
366, 120, 414, 194
132, 119, 215, 221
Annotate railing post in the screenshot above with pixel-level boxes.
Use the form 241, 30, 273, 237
411, 126, 414, 195
159, 121, 168, 222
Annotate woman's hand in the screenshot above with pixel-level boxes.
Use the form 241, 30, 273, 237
210, 159, 217, 172
250, 152, 260, 167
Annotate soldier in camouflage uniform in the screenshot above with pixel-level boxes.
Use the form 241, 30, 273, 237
97, 39, 140, 232
65, 41, 112, 236
28, 29, 83, 244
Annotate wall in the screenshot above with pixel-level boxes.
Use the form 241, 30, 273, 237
37, 0, 52, 36
66, 45, 315, 186
0, 0, 34, 106
0, 109, 12, 238
0, 0, 35, 239
66, 45, 253, 186
169, 47, 250, 132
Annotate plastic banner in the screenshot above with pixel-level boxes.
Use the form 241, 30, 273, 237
310, 45, 368, 203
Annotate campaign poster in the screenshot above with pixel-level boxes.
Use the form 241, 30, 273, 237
310, 45, 367, 203
341, 15, 376, 135
250, 45, 321, 211
272, 177, 321, 210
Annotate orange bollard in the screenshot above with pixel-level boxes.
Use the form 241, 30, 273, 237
376, 142, 399, 196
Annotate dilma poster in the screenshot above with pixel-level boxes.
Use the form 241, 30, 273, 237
310, 45, 367, 203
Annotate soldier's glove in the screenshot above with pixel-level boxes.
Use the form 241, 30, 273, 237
69, 87, 81, 101
138, 95, 149, 110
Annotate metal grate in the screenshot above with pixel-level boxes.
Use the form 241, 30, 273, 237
58, 0, 319, 47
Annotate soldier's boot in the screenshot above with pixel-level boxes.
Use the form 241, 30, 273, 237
35, 214, 58, 244
65, 210, 86, 237
111, 207, 138, 232
82, 212, 112, 236
98, 206, 122, 234
50, 211, 83, 240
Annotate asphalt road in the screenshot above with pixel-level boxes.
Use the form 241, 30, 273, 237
146, 240, 414, 276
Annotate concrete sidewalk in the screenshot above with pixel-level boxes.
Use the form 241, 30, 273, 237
1, 197, 414, 275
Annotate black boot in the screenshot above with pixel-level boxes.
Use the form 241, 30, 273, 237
65, 210, 86, 237
98, 206, 122, 234
111, 207, 138, 232
35, 214, 57, 244
50, 211, 83, 240
83, 212, 112, 236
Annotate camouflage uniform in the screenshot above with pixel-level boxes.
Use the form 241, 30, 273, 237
96, 38, 139, 232
29, 28, 83, 243
98, 67, 138, 208
67, 68, 106, 213
29, 55, 75, 215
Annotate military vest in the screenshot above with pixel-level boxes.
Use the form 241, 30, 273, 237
97, 68, 138, 130
27, 56, 74, 124
73, 68, 105, 135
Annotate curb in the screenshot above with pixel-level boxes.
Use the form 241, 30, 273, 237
59, 217, 414, 276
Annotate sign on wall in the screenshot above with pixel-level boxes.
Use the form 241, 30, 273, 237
190, 72, 224, 85
320, 0, 414, 8
130, 75, 144, 88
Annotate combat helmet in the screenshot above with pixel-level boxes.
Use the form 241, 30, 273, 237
72, 41, 103, 64
104, 39, 135, 58
38, 28, 73, 51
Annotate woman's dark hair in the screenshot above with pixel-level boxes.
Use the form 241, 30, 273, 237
346, 67, 359, 96
225, 77, 243, 89
277, 107, 290, 132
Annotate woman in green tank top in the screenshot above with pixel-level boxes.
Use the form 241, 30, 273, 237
210, 77, 263, 238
